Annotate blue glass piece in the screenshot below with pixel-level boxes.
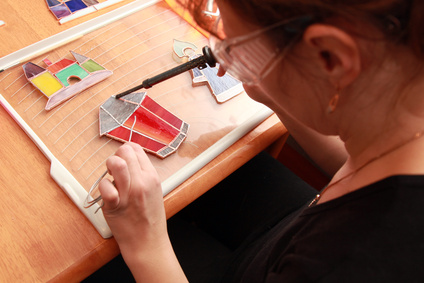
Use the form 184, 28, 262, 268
51, 4, 72, 19
65, 0, 88, 13
46, 0, 61, 7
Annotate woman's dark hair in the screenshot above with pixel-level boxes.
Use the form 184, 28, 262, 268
177, 0, 424, 58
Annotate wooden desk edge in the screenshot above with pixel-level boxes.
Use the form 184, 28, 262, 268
164, 114, 287, 218
50, 114, 286, 282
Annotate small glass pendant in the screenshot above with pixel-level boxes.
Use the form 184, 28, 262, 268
308, 194, 321, 207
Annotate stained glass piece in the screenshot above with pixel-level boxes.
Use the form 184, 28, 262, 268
158, 146, 174, 158
99, 94, 142, 135
119, 92, 145, 105
141, 95, 183, 129
23, 51, 113, 110
46, 0, 61, 7
99, 107, 121, 135
173, 39, 197, 61
48, 58, 75, 74
108, 127, 131, 142
50, 4, 72, 19
99, 93, 189, 158
130, 133, 168, 153
45, 69, 112, 110
23, 62, 45, 79
191, 67, 205, 82
55, 63, 89, 87
43, 58, 53, 66
109, 124, 170, 153
123, 107, 179, 144
82, 0, 100, 5
181, 122, 189, 135
71, 51, 89, 64
190, 55, 244, 103
31, 72, 63, 97
173, 39, 243, 103
172, 132, 187, 147
65, 0, 88, 13
193, 64, 242, 97
47, 0, 123, 23
82, 59, 105, 72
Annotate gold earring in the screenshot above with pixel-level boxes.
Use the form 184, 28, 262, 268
327, 89, 340, 114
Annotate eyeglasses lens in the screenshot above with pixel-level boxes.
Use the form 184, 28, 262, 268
211, 34, 282, 85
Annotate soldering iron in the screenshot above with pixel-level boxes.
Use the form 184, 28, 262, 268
115, 46, 217, 99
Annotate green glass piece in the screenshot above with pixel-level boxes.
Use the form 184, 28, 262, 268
82, 59, 105, 72
55, 63, 89, 87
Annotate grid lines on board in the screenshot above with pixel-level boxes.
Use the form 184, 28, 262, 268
0, 2, 264, 195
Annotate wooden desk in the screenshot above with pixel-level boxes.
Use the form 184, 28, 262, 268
0, 1, 286, 281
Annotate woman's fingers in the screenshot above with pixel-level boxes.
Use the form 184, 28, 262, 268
126, 142, 157, 174
217, 65, 227, 77
114, 143, 144, 184
126, 142, 162, 197
98, 155, 130, 211
100, 142, 161, 212
98, 178, 120, 211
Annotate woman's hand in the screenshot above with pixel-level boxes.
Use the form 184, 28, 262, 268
99, 142, 187, 282
99, 142, 166, 251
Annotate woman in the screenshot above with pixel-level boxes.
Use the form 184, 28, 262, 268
97, 0, 424, 281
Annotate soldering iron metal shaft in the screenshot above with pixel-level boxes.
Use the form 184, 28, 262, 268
115, 46, 216, 99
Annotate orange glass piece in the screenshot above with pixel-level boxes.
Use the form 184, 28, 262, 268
46, 58, 74, 73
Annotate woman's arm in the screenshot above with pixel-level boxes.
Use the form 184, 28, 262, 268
99, 142, 188, 283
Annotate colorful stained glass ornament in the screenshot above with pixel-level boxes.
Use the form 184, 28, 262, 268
46, 0, 123, 24
23, 51, 113, 110
172, 39, 244, 103
99, 92, 189, 158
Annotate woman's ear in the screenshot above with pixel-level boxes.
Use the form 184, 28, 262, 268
302, 24, 361, 88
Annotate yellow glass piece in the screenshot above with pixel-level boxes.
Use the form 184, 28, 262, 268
31, 72, 63, 97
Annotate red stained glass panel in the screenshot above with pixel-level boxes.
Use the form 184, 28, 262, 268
108, 127, 168, 152
123, 107, 179, 144
141, 96, 183, 129
108, 127, 131, 142
130, 133, 168, 152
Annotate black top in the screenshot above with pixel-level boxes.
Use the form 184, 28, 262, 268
230, 175, 424, 282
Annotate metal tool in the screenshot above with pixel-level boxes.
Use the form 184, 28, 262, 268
84, 170, 108, 213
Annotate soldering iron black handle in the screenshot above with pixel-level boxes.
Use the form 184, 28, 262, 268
115, 46, 217, 99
